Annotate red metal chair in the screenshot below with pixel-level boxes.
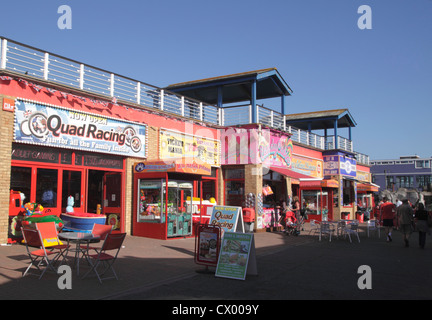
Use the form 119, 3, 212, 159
82, 233, 126, 283
80, 223, 113, 254
36, 222, 70, 264
21, 227, 61, 279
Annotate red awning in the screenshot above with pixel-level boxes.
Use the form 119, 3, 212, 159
300, 179, 339, 188
270, 166, 313, 179
357, 182, 379, 192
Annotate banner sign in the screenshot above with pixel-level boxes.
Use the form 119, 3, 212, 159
258, 133, 293, 168
210, 206, 244, 236
324, 155, 357, 177
14, 99, 147, 158
215, 232, 257, 280
160, 128, 220, 166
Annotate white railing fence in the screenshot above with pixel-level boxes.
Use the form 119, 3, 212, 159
0, 37, 369, 164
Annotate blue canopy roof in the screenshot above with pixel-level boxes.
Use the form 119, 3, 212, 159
165, 68, 293, 105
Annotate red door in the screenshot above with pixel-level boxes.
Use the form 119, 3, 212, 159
103, 172, 123, 231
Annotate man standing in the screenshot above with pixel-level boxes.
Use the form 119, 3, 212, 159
379, 197, 396, 242
397, 199, 414, 247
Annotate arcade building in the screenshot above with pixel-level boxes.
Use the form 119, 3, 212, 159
0, 37, 374, 243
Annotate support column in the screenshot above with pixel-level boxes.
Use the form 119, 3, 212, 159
251, 79, 257, 123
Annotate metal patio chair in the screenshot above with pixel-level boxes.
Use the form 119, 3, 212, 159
35, 222, 70, 264
21, 227, 62, 279
344, 220, 361, 243
82, 232, 126, 283
367, 219, 381, 238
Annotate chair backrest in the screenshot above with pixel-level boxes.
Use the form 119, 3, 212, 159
321, 222, 331, 232
36, 222, 62, 247
349, 222, 359, 231
91, 224, 113, 240
22, 228, 43, 248
311, 220, 319, 226
101, 233, 126, 252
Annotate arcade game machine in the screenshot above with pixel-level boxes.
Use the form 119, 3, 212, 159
132, 158, 213, 239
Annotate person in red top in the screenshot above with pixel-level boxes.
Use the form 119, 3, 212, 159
379, 197, 396, 242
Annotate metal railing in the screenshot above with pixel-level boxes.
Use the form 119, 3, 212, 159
0, 37, 220, 125
0, 37, 370, 164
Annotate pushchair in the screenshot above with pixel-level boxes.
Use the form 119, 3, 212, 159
284, 211, 304, 236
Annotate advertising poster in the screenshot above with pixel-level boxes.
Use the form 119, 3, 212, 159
14, 99, 147, 158
160, 128, 220, 166
195, 224, 221, 267
210, 206, 244, 236
215, 232, 257, 280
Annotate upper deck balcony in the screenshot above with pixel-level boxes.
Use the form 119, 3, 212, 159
0, 37, 369, 164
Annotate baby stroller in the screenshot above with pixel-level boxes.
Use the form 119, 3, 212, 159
284, 211, 303, 236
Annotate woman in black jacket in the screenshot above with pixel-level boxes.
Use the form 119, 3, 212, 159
414, 203, 430, 249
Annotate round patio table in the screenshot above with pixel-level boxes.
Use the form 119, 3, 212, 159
59, 232, 100, 276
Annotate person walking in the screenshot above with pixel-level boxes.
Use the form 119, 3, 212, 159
397, 199, 414, 247
379, 197, 396, 242
414, 202, 430, 249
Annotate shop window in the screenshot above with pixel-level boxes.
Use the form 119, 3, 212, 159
225, 181, 245, 207
10, 166, 32, 202
36, 168, 58, 207
138, 180, 163, 222
302, 190, 320, 215
224, 168, 245, 207
62, 170, 82, 209
343, 180, 354, 206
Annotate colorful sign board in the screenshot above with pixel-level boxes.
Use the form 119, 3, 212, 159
291, 155, 323, 179
14, 99, 147, 158
324, 155, 357, 177
215, 232, 257, 280
195, 224, 221, 267
209, 206, 244, 236
134, 158, 212, 175
258, 133, 293, 168
221, 127, 293, 168
160, 128, 220, 166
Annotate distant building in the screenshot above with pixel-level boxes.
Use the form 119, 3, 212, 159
370, 155, 432, 192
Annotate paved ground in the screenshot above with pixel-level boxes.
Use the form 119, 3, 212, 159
1, 222, 432, 304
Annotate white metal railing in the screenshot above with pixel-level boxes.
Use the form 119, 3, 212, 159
0, 37, 369, 164
0, 37, 221, 126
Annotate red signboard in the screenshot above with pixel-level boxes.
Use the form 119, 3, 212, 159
194, 224, 221, 267
3, 98, 15, 112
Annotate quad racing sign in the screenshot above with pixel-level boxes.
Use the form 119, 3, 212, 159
14, 99, 147, 158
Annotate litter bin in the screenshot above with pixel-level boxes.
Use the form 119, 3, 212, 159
342, 212, 350, 220
242, 208, 255, 233
356, 211, 364, 223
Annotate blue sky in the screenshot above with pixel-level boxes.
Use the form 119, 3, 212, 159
1, 0, 431, 160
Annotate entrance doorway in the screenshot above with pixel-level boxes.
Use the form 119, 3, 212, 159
87, 170, 122, 231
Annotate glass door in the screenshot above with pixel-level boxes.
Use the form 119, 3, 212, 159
61, 170, 84, 213
165, 180, 193, 237
103, 172, 122, 230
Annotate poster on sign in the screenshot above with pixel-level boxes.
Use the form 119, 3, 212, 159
215, 232, 257, 280
194, 224, 221, 267
209, 206, 244, 236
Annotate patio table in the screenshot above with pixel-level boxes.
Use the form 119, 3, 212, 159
59, 232, 100, 275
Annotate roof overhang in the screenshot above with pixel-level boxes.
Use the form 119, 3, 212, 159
165, 68, 293, 105
284, 109, 357, 130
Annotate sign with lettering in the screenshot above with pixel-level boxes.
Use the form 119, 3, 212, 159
195, 224, 221, 267
258, 133, 293, 168
210, 206, 244, 236
324, 155, 357, 177
14, 100, 147, 158
215, 232, 257, 280
3, 98, 15, 112
160, 128, 220, 166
